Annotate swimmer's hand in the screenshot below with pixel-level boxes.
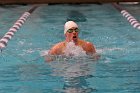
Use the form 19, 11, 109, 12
92, 53, 100, 60
45, 55, 54, 62
45, 55, 66, 62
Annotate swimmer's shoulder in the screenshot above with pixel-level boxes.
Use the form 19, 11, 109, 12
78, 39, 96, 53
51, 41, 65, 49
49, 41, 65, 55
53, 41, 65, 47
78, 39, 93, 45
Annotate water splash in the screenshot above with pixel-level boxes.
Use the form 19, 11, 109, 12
97, 47, 124, 54
40, 50, 49, 56
40, 42, 87, 57
64, 41, 87, 57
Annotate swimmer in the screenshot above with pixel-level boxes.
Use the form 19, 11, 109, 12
45, 21, 100, 62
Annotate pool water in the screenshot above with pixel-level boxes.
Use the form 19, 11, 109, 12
0, 4, 140, 93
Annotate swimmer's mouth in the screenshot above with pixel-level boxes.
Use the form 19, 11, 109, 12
73, 36, 77, 38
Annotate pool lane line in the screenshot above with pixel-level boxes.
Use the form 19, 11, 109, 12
112, 3, 140, 30
0, 5, 38, 49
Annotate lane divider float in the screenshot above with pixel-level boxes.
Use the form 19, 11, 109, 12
0, 5, 38, 49
112, 3, 140, 30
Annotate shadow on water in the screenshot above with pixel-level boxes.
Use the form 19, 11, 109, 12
0, 4, 27, 8
67, 10, 87, 22
48, 57, 97, 93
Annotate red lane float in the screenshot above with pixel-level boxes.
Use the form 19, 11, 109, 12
0, 5, 38, 49
112, 3, 140, 30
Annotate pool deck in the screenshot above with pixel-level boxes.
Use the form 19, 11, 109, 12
0, 0, 139, 4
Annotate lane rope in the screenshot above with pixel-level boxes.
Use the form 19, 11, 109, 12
112, 3, 140, 30
0, 5, 38, 49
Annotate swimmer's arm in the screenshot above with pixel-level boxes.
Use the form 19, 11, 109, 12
45, 43, 62, 62
92, 53, 100, 60
49, 43, 63, 55
45, 55, 54, 62
85, 42, 96, 54
86, 42, 100, 60
45, 47, 57, 62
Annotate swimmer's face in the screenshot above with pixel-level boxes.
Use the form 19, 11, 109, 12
65, 27, 79, 42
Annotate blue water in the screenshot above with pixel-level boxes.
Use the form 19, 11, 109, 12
0, 4, 140, 93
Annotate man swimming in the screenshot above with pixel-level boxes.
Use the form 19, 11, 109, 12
45, 21, 99, 62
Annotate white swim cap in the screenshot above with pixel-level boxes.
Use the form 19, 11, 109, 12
64, 21, 78, 34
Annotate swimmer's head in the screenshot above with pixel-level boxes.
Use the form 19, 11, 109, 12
64, 21, 78, 34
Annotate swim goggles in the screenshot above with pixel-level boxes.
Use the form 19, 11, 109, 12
67, 28, 79, 33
